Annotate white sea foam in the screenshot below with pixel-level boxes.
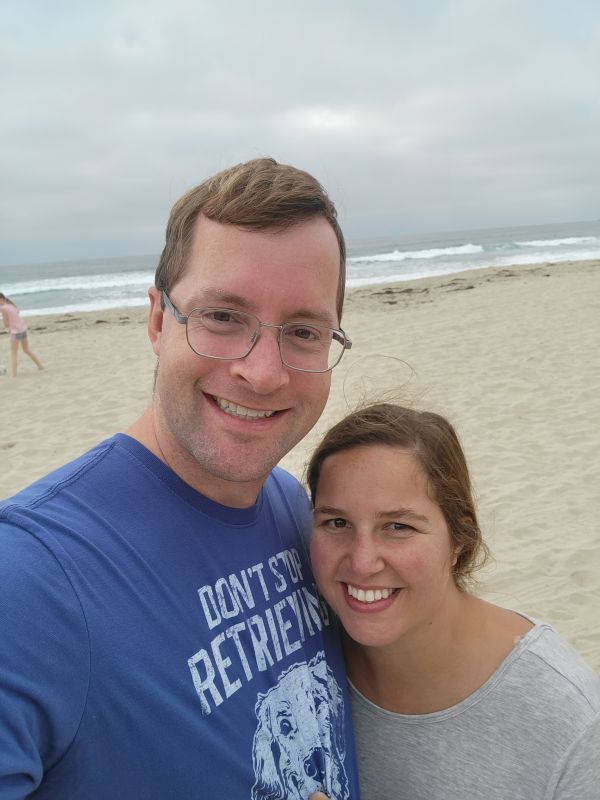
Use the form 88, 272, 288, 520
494, 248, 600, 267
346, 246, 600, 288
6, 220, 600, 315
347, 269, 446, 288
349, 243, 483, 264
21, 296, 150, 317
515, 236, 600, 248
4, 270, 154, 297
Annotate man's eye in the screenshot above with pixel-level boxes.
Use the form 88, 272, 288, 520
286, 324, 323, 342
206, 310, 243, 324
326, 518, 347, 529
197, 310, 248, 331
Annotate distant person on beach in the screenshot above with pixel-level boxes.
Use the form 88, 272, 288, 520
308, 403, 600, 800
0, 159, 359, 799
0, 292, 44, 377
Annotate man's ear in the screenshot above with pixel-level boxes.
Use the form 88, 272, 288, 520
147, 287, 164, 357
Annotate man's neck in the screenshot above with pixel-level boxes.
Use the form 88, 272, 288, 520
126, 406, 266, 508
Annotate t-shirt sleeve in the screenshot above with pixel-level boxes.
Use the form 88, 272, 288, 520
270, 468, 312, 528
546, 711, 600, 800
0, 523, 90, 797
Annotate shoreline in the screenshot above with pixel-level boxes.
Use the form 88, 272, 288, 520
4, 257, 598, 335
2, 257, 599, 672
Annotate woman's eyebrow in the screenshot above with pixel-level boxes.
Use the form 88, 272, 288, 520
378, 508, 429, 523
314, 506, 429, 522
313, 505, 346, 516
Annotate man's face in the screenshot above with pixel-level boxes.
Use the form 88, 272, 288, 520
148, 215, 341, 505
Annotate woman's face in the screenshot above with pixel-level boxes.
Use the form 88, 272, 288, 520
311, 445, 461, 651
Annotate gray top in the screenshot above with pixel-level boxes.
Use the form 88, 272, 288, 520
350, 619, 600, 800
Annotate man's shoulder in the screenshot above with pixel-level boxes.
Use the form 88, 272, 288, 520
266, 466, 310, 506
263, 467, 312, 530
268, 465, 303, 490
1, 435, 122, 518
0, 432, 165, 608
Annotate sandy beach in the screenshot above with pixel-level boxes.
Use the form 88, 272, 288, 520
2, 259, 599, 672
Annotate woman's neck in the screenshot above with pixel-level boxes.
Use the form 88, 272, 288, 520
345, 595, 532, 714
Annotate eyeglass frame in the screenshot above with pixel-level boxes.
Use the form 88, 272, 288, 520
161, 291, 352, 373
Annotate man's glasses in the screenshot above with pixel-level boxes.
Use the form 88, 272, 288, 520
162, 292, 352, 373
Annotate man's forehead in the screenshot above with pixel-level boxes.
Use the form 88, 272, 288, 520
190, 213, 339, 254
176, 214, 342, 322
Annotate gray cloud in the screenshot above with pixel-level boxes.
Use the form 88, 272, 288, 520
1, 0, 599, 263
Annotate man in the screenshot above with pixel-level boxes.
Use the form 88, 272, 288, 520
0, 159, 358, 798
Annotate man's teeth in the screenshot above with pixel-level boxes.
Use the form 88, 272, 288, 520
215, 397, 275, 419
347, 585, 395, 603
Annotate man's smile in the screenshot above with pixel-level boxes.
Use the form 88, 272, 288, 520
213, 395, 278, 419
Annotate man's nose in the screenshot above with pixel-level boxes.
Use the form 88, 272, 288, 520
230, 325, 290, 394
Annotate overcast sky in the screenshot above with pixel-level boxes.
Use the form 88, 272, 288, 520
2, 0, 599, 265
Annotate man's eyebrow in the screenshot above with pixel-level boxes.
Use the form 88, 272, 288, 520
187, 289, 251, 309
190, 290, 337, 326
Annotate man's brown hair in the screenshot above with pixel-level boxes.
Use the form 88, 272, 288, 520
155, 157, 346, 320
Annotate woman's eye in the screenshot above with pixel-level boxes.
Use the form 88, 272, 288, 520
387, 522, 412, 535
326, 517, 347, 529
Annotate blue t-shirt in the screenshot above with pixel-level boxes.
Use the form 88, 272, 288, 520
0, 434, 359, 799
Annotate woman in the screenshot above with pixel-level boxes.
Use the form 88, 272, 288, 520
0, 292, 44, 377
308, 403, 600, 799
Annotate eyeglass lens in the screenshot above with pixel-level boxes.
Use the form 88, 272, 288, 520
185, 308, 345, 371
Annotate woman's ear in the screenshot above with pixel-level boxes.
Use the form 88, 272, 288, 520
452, 546, 463, 568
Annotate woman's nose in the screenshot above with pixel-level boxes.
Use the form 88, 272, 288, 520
346, 533, 384, 577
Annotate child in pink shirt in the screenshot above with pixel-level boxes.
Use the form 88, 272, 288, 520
0, 293, 44, 377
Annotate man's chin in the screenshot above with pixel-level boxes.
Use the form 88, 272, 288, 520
188, 445, 283, 486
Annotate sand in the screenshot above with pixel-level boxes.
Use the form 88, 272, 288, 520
1, 259, 599, 672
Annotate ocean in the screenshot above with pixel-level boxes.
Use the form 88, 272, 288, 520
1, 219, 599, 317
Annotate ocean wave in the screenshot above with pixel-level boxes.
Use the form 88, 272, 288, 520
345, 248, 600, 287
494, 248, 600, 267
3, 270, 154, 297
348, 243, 483, 264
514, 236, 600, 248
7, 222, 600, 314
21, 296, 150, 317
346, 263, 484, 288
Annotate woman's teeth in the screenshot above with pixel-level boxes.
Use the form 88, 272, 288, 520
347, 585, 395, 603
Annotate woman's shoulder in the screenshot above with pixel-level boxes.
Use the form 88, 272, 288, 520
510, 618, 600, 713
